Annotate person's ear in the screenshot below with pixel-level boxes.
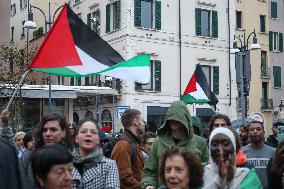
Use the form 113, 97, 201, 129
133, 118, 138, 126
35, 175, 44, 187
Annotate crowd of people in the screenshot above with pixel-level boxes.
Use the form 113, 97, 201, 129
0, 100, 284, 189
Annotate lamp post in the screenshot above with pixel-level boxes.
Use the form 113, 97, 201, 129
231, 30, 261, 121
24, 1, 63, 113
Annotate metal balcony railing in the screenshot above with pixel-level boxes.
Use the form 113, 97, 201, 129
261, 66, 271, 79
261, 98, 273, 110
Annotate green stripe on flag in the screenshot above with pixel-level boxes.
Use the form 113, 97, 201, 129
97, 54, 150, 74
181, 94, 210, 105
31, 67, 82, 77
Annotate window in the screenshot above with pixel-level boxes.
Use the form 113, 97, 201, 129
57, 76, 64, 85
11, 4, 16, 17
21, 20, 25, 38
201, 65, 219, 94
195, 8, 218, 38
271, 1, 277, 19
106, 1, 120, 33
11, 26, 14, 42
260, 15, 266, 32
134, 0, 161, 30
269, 31, 283, 52
20, 0, 27, 10
70, 78, 81, 86
74, 0, 80, 5
236, 11, 242, 29
87, 9, 100, 34
261, 51, 267, 75
273, 66, 281, 88
135, 60, 161, 91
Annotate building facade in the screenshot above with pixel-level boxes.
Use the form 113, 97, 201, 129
0, 0, 10, 44
269, 0, 284, 119
235, 0, 273, 134
10, 0, 239, 132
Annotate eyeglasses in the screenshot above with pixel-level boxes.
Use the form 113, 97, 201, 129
213, 123, 227, 127
145, 142, 154, 145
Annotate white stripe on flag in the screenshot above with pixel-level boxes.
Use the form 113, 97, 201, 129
189, 83, 209, 100
67, 46, 109, 75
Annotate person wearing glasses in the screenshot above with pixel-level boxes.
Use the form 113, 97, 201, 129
208, 114, 231, 134
72, 119, 120, 188
141, 132, 157, 161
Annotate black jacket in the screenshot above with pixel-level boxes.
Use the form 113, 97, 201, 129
0, 139, 28, 189
266, 134, 278, 148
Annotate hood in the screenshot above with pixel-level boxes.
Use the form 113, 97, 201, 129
158, 101, 193, 139
192, 116, 203, 136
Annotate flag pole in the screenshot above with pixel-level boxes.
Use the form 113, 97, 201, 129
4, 70, 31, 112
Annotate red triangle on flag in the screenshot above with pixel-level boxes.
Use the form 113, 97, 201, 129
183, 73, 197, 96
29, 4, 82, 69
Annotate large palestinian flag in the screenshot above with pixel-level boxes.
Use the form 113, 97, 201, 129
28, 4, 150, 84
181, 64, 218, 105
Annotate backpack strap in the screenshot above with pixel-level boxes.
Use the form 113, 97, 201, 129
119, 136, 137, 165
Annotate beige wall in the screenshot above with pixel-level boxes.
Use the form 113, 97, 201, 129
0, 0, 10, 45
236, 0, 273, 135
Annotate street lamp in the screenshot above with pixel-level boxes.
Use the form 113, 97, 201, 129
24, 1, 63, 113
231, 30, 261, 121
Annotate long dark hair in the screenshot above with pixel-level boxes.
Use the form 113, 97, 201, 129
271, 141, 284, 174
36, 113, 69, 149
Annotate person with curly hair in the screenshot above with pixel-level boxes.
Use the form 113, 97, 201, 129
208, 114, 231, 133
158, 147, 203, 189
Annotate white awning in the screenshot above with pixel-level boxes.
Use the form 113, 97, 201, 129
0, 84, 118, 99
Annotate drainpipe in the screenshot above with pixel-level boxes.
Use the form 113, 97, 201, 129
179, 0, 182, 99
227, 0, 232, 106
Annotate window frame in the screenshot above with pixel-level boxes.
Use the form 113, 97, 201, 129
260, 15, 266, 33
236, 11, 242, 29
141, 0, 154, 29
273, 32, 279, 51
11, 4, 16, 17
200, 9, 211, 37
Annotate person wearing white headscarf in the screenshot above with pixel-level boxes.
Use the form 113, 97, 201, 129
202, 127, 262, 189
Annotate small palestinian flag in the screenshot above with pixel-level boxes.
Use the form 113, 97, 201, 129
28, 4, 150, 84
181, 64, 218, 105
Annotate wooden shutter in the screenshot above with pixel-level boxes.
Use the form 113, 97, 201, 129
212, 10, 218, 38
213, 66, 219, 94
87, 13, 91, 28
94, 9, 100, 34
134, 0, 141, 27
271, 2, 277, 18
279, 32, 283, 52
106, 4, 111, 32
114, 0, 121, 30
85, 77, 90, 86
273, 66, 281, 88
70, 78, 74, 86
154, 60, 161, 92
195, 8, 201, 36
269, 31, 273, 51
155, 1, 161, 30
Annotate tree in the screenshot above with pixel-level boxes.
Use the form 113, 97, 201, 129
0, 44, 36, 132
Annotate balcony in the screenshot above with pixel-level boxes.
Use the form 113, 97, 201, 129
261, 66, 271, 79
261, 98, 273, 111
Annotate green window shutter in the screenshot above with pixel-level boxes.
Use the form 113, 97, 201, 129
155, 1, 161, 30
78, 78, 81, 86
87, 13, 92, 28
279, 33, 283, 52
154, 60, 161, 92
134, 0, 141, 27
269, 31, 273, 51
106, 4, 111, 32
70, 78, 74, 86
114, 0, 121, 30
273, 66, 281, 88
195, 8, 201, 36
212, 10, 218, 38
271, 2, 277, 18
135, 82, 142, 91
85, 77, 90, 86
213, 66, 219, 94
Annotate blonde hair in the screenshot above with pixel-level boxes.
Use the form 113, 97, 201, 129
15, 131, 26, 139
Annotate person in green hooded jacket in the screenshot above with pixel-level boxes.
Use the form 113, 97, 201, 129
141, 101, 209, 189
